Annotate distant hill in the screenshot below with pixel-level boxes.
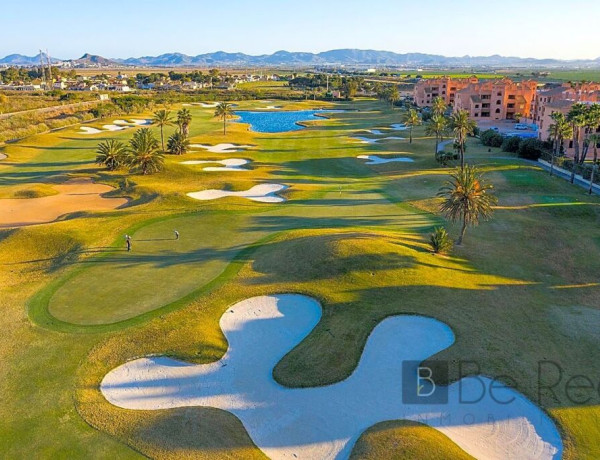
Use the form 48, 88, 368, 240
3, 49, 600, 68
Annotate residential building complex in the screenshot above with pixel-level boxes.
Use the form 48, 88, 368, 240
414, 76, 537, 121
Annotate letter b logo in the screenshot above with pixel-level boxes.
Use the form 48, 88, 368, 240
403, 361, 448, 404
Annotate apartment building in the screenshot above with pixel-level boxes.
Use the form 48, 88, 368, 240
452, 78, 537, 121
413, 76, 476, 107
532, 82, 600, 153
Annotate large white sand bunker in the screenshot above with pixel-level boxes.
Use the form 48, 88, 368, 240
113, 119, 151, 126
351, 136, 405, 144
180, 158, 250, 171
190, 143, 253, 153
101, 294, 562, 460
357, 155, 414, 164
102, 124, 126, 131
0, 152, 8, 160
187, 184, 287, 203
390, 123, 408, 130
0, 178, 127, 228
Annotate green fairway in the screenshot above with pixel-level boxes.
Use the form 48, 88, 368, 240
1, 97, 599, 459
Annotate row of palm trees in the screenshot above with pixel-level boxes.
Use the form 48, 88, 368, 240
548, 102, 600, 190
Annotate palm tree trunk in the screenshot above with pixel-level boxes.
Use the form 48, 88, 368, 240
223, 116, 226, 135
160, 126, 164, 151
589, 146, 598, 195
409, 127, 413, 144
435, 138, 439, 155
457, 213, 467, 245
460, 142, 465, 170
571, 128, 579, 183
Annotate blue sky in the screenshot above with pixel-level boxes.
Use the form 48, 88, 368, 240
3, 0, 600, 60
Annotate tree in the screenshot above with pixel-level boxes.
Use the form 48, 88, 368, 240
153, 109, 173, 151
126, 128, 164, 175
438, 165, 497, 245
167, 131, 190, 155
425, 114, 448, 155
402, 108, 422, 144
449, 109, 477, 169
387, 86, 400, 109
176, 108, 192, 138
96, 139, 127, 171
432, 96, 447, 117
343, 80, 358, 99
548, 112, 571, 176
429, 227, 453, 254
588, 133, 600, 194
566, 103, 588, 183
580, 104, 600, 164
214, 102, 235, 135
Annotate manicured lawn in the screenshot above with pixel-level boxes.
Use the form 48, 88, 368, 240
1, 98, 599, 458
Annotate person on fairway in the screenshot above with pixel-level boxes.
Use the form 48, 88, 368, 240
125, 234, 132, 252
174, 230, 179, 240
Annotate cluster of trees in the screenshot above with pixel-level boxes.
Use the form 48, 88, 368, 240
481, 129, 547, 160
0, 66, 77, 83
375, 85, 400, 108
95, 107, 195, 175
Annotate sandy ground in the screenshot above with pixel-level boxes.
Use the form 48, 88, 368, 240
190, 143, 253, 153
79, 127, 103, 134
181, 158, 250, 171
101, 294, 562, 460
187, 184, 287, 203
390, 123, 408, 130
357, 155, 414, 164
0, 178, 128, 228
0, 152, 7, 160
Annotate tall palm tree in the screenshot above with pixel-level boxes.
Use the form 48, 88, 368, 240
126, 128, 164, 175
214, 102, 235, 135
438, 165, 497, 245
96, 139, 127, 171
587, 133, 600, 194
449, 109, 477, 169
548, 112, 571, 177
432, 96, 447, 117
153, 109, 173, 151
167, 131, 190, 155
176, 108, 192, 138
567, 102, 588, 183
402, 108, 422, 144
580, 104, 600, 164
425, 114, 448, 155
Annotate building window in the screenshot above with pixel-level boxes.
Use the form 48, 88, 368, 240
495, 108, 501, 113
497, 92, 502, 96
508, 95, 516, 100
496, 100, 501, 104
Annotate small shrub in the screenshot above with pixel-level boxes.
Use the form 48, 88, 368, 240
501, 136, 521, 153
429, 227, 453, 254
436, 150, 459, 166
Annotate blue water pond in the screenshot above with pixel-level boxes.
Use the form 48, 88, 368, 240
234, 110, 336, 133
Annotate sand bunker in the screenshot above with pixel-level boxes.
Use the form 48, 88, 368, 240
0, 153, 7, 160
190, 143, 253, 153
353, 136, 405, 144
101, 294, 562, 460
390, 123, 408, 130
187, 184, 287, 203
180, 158, 250, 171
79, 126, 103, 134
102, 124, 126, 131
0, 178, 127, 228
366, 129, 384, 135
357, 155, 414, 164
184, 102, 219, 108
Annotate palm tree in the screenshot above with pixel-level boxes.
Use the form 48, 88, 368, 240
425, 114, 448, 155
96, 139, 127, 171
548, 112, 571, 177
153, 109, 173, 151
167, 131, 190, 155
449, 109, 477, 169
432, 96, 447, 117
438, 165, 497, 245
567, 102, 588, 183
176, 108, 192, 138
214, 102, 235, 135
126, 128, 164, 175
402, 108, 422, 144
387, 86, 400, 109
580, 104, 600, 164
588, 133, 600, 194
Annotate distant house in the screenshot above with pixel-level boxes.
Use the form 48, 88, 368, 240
108, 83, 131, 92
98, 94, 110, 101
182, 81, 203, 90
53, 81, 67, 90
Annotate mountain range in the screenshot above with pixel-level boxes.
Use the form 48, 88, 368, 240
2, 49, 600, 68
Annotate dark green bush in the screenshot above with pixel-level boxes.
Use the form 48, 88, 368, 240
501, 136, 521, 153
480, 129, 504, 147
430, 227, 453, 254
517, 138, 545, 160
